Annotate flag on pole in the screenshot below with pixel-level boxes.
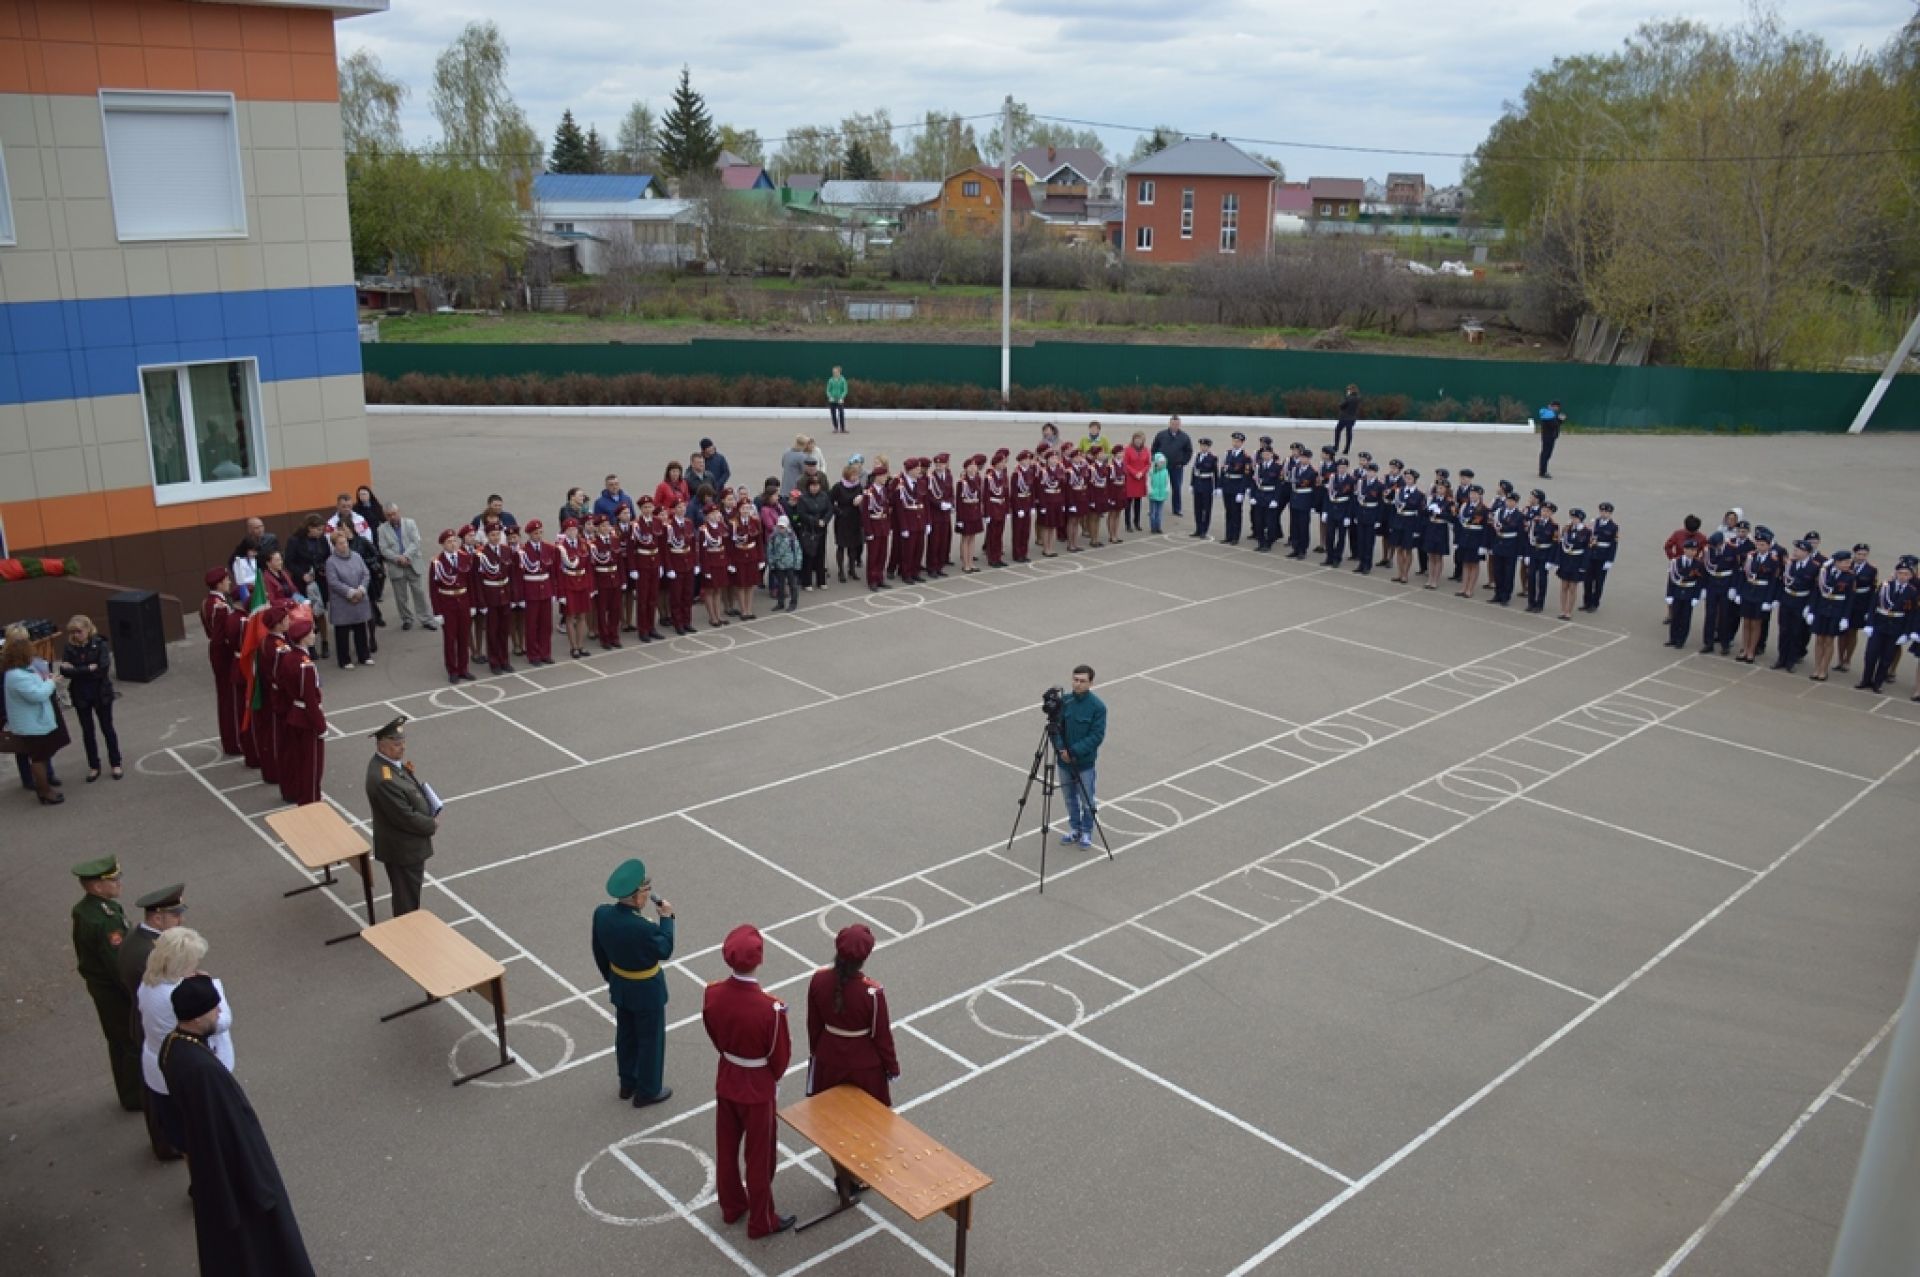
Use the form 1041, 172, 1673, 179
237, 571, 269, 731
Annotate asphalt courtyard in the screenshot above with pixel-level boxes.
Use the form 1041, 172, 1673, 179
5, 414, 1918, 1277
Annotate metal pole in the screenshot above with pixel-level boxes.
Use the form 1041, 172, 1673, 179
1000, 94, 1012, 405
1826, 940, 1920, 1276
1847, 304, 1920, 434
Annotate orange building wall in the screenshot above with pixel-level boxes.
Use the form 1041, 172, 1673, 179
1123, 175, 1273, 265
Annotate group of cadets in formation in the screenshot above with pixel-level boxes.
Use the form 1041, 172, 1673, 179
1663, 517, 1920, 696
198, 570, 327, 807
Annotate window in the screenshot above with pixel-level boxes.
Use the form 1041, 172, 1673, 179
1138, 179, 1155, 205
1180, 188, 1193, 239
1135, 225, 1153, 251
1220, 192, 1239, 252
551, 222, 575, 233
962, 180, 981, 198
101, 91, 246, 241
0, 143, 13, 245
140, 359, 268, 503
1320, 203, 1331, 216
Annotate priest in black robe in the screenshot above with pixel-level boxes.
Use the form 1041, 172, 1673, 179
159, 976, 316, 1277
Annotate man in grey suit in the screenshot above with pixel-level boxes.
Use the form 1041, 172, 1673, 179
375, 503, 435, 631
364, 717, 440, 916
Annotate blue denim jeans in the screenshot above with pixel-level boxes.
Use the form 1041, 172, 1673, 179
1061, 760, 1097, 836
1149, 498, 1165, 532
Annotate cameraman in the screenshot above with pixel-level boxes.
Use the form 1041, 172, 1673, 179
1054, 665, 1106, 848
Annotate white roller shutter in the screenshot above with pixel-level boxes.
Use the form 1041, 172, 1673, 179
101, 92, 246, 240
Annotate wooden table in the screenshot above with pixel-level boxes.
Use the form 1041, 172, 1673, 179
264, 803, 377, 945
360, 910, 515, 1086
780, 1086, 992, 1275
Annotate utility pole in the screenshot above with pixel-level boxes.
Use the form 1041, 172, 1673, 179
1847, 304, 1920, 434
1001, 94, 1013, 405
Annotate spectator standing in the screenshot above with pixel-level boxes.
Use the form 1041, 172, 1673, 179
1333, 384, 1360, 455
471, 493, 518, 530
1038, 422, 1061, 452
1536, 400, 1564, 479
826, 365, 849, 433
592, 474, 634, 522
831, 463, 865, 583
654, 463, 691, 520
1150, 416, 1194, 517
685, 453, 716, 516
560, 487, 593, 528
5, 626, 68, 803
376, 504, 434, 631
243, 516, 279, 562
138, 928, 232, 1159
1664, 514, 1708, 561
326, 493, 371, 541
1121, 432, 1151, 533
790, 472, 833, 590
1147, 453, 1171, 534
767, 516, 802, 612
351, 485, 384, 533
700, 438, 732, 493
285, 517, 331, 656
324, 532, 375, 669
59, 615, 122, 781
229, 534, 261, 604
779, 435, 812, 494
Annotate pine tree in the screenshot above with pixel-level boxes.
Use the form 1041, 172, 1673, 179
583, 126, 607, 174
549, 109, 590, 173
843, 137, 878, 181
657, 66, 721, 179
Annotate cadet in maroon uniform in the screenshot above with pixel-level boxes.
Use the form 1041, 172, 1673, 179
805, 924, 900, 1106
1036, 446, 1064, 557
628, 496, 664, 642
250, 605, 290, 786
430, 530, 475, 682
983, 449, 1010, 567
1010, 449, 1036, 562
861, 465, 892, 591
1086, 444, 1111, 547
699, 504, 733, 628
589, 515, 624, 649
703, 925, 795, 1239
271, 612, 310, 803
476, 525, 515, 673
229, 601, 259, 769
890, 459, 925, 584
518, 521, 556, 665
201, 568, 243, 756
923, 452, 955, 578
555, 519, 593, 659
729, 490, 763, 621
278, 615, 325, 806
504, 524, 528, 656
662, 500, 697, 635
955, 454, 985, 574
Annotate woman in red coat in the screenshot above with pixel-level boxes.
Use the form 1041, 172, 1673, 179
805, 925, 899, 1106
1122, 431, 1152, 535
554, 520, 593, 659
654, 460, 691, 518
698, 504, 733, 628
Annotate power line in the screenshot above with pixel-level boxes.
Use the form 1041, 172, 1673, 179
351, 111, 1006, 162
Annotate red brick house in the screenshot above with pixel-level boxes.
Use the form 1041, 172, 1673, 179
1120, 137, 1277, 264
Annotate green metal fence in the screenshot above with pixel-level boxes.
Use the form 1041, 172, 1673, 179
361, 340, 1918, 432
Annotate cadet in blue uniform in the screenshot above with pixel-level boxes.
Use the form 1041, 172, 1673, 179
1323, 458, 1356, 568
1809, 549, 1856, 681
1286, 444, 1318, 559
1488, 487, 1524, 605
1218, 432, 1251, 545
1453, 484, 1486, 596
1448, 468, 1476, 583
1664, 550, 1703, 647
1734, 528, 1780, 663
1377, 458, 1402, 568
1253, 441, 1283, 551
1837, 543, 1875, 673
1351, 462, 1384, 574
1389, 469, 1423, 583
1188, 438, 1218, 540
1773, 539, 1818, 672
1421, 479, 1454, 590
1555, 508, 1592, 620
1856, 556, 1916, 694
1583, 501, 1619, 612
592, 858, 677, 1107
1523, 497, 1557, 613
1699, 531, 1738, 654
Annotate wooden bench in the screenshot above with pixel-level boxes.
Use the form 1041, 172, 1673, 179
264, 802, 377, 945
360, 910, 514, 1086
780, 1085, 992, 1275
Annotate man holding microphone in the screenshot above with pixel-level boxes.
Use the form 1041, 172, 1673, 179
593, 858, 676, 1107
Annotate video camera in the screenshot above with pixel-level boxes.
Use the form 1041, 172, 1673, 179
1040, 685, 1066, 723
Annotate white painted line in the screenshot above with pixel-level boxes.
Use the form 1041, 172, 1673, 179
731, 654, 839, 702
1130, 921, 1209, 958
914, 874, 975, 908
1402, 793, 1472, 820
1193, 891, 1272, 928
1652, 1012, 1900, 1276
1141, 674, 1300, 728
921, 604, 1037, 648
1060, 951, 1140, 994
608, 1144, 768, 1277
1330, 896, 1600, 1002
1304, 838, 1380, 869
1262, 744, 1322, 768
1216, 761, 1278, 786
1516, 734, 1591, 759
1360, 814, 1425, 842
1161, 782, 1222, 808
1518, 797, 1758, 876
939, 734, 1035, 776
1656, 722, 1874, 782
456, 686, 588, 765
677, 813, 897, 936
898, 1021, 979, 1073
772, 1223, 886, 1276
1298, 626, 1450, 668
1829, 1090, 1872, 1111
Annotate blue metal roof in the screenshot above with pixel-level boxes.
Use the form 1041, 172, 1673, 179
531, 173, 655, 202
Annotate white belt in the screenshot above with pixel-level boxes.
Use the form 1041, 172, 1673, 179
522, 573, 548, 581
823, 1023, 869, 1039
722, 1051, 770, 1068
292, 699, 308, 708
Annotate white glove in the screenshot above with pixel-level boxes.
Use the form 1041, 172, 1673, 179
1234, 493, 1244, 505
1691, 596, 1701, 608
477, 606, 487, 614
1728, 590, 1740, 603
1864, 625, 1874, 638
1603, 561, 1613, 572
1767, 601, 1778, 613
1665, 595, 1674, 605
1319, 512, 1328, 522
941, 503, 952, 512
1839, 619, 1849, 632
901, 530, 910, 538
1269, 500, 1279, 509
1804, 608, 1814, 625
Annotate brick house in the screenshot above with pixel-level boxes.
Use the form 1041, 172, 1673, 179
1120, 137, 1276, 264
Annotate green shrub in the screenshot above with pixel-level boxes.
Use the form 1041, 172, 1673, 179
1419, 396, 1462, 422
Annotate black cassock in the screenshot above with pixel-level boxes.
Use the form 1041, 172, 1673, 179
160, 1031, 316, 1277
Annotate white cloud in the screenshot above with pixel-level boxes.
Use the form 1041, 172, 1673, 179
335, 0, 1907, 183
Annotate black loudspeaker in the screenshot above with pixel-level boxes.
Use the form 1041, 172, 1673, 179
107, 590, 169, 683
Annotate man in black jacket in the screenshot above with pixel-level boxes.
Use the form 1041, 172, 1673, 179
1149, 416, 1194, 518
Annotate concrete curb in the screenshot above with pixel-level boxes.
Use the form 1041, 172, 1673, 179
365, 404, 1534, 435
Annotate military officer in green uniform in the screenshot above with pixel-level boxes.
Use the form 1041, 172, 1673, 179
117, 881, 189, 1158
364, 717, 441, 916
592, 858, 676, 1107
71, 855, 143, 1111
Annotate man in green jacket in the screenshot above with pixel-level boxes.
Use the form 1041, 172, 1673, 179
1055, 664, 1107, 848
364, 717, 440, 915
826, 366, 849, 434
71, 855, 143, 1111
593, 858, 677, 1107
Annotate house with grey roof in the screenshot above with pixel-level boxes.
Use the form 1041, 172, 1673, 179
1120, 136, 1278, 263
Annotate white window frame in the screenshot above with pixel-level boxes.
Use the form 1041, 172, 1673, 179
1138, 179, 1155, 205
139, 357, 270, 505
1135, 225, 1153, 252
1180, 188, 1193, 239
1220, 192, 1239, 253
551, 221, 575, 233
100, 90, 247, 242
0, 142, 14, 246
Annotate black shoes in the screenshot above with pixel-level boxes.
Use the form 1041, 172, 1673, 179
632, 1086, 673, 1108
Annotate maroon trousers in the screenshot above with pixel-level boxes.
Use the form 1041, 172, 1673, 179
523, 599, 552, 662
984, 515, 1006, 566
1011, 509, 1033, 561
865, 532, 889, 588
484, 605, 512, 668
631, 568, 660, 635
925, 512, 952, 574
212, 658, 242, 755
249, 704, 278, 784
666, 572, 694, 631
594, 577, 622, 645
281, 727, 323, 806
714, 1098, 781, 1237
439, 604, 472, 678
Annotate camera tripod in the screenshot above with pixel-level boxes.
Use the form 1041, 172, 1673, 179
1005, 722, 1112, 894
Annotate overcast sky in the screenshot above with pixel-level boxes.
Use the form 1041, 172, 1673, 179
338, 1, 1910, 185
